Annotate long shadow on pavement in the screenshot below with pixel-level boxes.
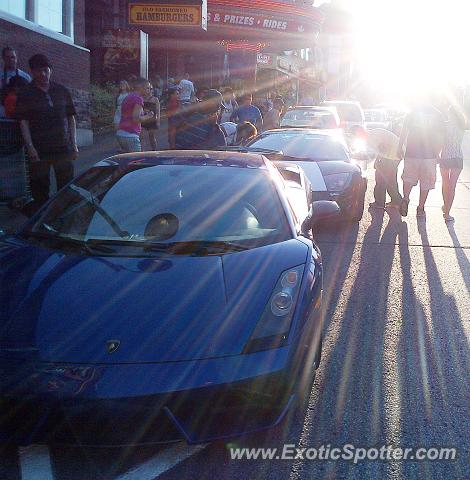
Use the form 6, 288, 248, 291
394, 220, 470, 479
288, 208, 406, 479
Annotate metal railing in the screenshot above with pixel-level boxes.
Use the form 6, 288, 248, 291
0, 118, 32, 206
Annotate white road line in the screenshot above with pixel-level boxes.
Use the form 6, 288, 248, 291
114, 443, 208, 480
19, 445, 54, 480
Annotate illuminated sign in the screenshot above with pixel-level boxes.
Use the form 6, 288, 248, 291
257, 53, 273, 65
129, 4, 203, 27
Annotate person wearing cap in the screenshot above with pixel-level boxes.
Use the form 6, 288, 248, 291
15, 54, 78, 215
174, 89, 226, 150
367, 127, 403, 210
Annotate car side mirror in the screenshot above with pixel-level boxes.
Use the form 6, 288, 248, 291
301, 200, 341, 234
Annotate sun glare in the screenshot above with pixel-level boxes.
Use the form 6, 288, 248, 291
349, 0, 470, 98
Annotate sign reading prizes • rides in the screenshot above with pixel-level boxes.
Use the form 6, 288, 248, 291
129, 2, 207, 29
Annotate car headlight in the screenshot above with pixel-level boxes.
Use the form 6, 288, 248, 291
324, 173, 351, 192
243, 265, 305, 353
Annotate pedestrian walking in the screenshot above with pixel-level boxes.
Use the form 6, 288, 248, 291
230, 93, 263, 132
177, 73, 195, 104
220, 87, 239, 123
174, 89, 226, 150
15, 54, 78, 215
440, 105, 466, 222
113, 80, 130, 129
367, 128, 403, 209
166, 87, 180, 149
141, 82, 161, 150
115, 77, 155, 153
397, 96, 446, 217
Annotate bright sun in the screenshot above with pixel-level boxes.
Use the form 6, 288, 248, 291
348, 0, 470, 98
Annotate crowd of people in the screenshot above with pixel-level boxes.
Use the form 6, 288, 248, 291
368, 92, 466, 223
0, 51, 466, 224
111, 73, 286, 153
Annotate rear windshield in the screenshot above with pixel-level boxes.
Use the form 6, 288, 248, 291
248, 133, 349, 161
324, 103, 364, 122
281, 110, 338, 129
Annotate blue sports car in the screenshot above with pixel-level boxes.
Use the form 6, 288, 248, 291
0, 151, 333, 445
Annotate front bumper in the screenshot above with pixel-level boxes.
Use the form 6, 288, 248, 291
0, 347, 296, 445
313, 175, 367, 215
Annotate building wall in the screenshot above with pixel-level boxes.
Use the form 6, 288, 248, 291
0, 0, 92, 145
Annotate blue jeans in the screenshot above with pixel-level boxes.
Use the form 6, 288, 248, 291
116, 135, 142, 153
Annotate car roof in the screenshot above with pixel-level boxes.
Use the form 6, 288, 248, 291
102, 150, 268, 169
322, 100, 362, 105
261, 128, 342, 137
288, 105, 334, 110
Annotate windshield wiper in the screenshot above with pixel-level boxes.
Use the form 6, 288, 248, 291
143, 240, 249, 255
68, 184, 129, 238
22, 231, 116, 254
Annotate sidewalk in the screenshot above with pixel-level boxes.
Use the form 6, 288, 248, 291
0, 119, 170, 234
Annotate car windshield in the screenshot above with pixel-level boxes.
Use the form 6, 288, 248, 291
280, 110, 338, 128
365, 110, 386, 122
26, 160, 292, 250
248, 133, 349, 161
323, 103, 363, 122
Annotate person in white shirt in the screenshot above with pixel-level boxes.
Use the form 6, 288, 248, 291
177, 73, 195, 103
220, 87, 239, 123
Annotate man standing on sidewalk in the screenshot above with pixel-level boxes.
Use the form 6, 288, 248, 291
15, 54, 78, 215
367, 127, 403, 210
397, 96, 446, 217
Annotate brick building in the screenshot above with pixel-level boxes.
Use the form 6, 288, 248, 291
0, 0, 92, 146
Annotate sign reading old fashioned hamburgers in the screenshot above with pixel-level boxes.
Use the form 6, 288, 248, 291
128, 1, 207, 29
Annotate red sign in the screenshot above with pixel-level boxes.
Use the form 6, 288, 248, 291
208, 10, 317, 35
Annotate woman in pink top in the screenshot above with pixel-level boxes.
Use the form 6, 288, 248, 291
116, 77, 155, 152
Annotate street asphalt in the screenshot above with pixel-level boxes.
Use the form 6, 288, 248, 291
0, 131, 469, 480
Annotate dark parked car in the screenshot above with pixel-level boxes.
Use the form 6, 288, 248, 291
0, 151, 336, 445
246, 129, 367, 221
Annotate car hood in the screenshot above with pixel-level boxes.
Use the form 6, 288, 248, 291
316, 161, 360, 176
0, 238, 308, 364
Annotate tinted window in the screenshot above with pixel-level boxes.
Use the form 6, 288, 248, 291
28, 162, 292, 248
248, 133, 349, 161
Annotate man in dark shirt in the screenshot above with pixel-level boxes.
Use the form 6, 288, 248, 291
15, 54, 78, 214
397, 99, 445, 217
175, 89, 226, 150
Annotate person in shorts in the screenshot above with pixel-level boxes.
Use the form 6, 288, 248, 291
116, 77, 155, 153
397, 97, 446, 217
367, 128, 403, 209
439, 105, 466, 222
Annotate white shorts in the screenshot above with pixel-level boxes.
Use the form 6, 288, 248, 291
402, 157, 437, 191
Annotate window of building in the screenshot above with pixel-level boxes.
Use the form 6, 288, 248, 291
0, 0, 73, 38
0, 0, 26, 19
37, 0, 63, 33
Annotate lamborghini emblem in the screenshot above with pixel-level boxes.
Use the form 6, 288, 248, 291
106, 340, 120, 354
